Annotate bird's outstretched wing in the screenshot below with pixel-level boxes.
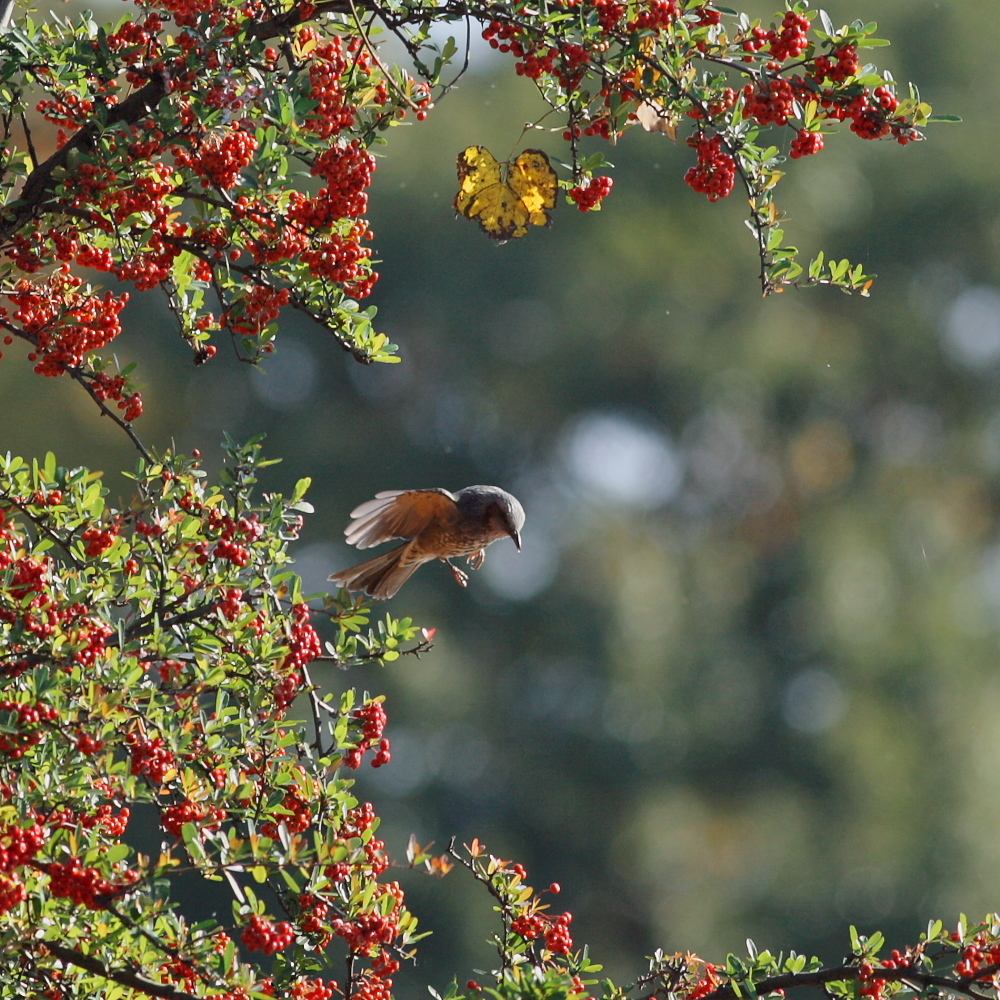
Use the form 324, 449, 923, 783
344, 489, 458, 549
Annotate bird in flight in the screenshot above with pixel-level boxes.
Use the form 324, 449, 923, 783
329, 485, 525, 599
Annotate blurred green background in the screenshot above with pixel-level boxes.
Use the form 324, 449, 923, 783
6, 0, 1000, 992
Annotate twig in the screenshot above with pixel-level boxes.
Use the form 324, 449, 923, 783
111, 601, 220, 647
686, 964, 999, 1000
0, 486, 84, 568
311, 636, 435, 668
43, 942, 200, 1000
300, 661, 327, 754
346, 0, 421, 111
19, 111, 38, 168
64, 365, 154, 463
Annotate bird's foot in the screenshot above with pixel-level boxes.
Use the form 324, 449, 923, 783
467, 549, 485, 571
444, 559, 469, 587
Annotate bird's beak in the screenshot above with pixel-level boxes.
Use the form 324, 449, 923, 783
510, 529, 522, 551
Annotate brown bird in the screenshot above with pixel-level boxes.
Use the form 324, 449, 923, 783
329, 485, 525, 599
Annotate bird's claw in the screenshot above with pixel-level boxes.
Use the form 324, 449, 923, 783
467, 549, 485, 571
445, 560, 469, 587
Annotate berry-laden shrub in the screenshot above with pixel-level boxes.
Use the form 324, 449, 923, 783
0, 0, 983, 998
2, 439, 1000, 999
0, 438, 440, 997
0, 0, 956, 441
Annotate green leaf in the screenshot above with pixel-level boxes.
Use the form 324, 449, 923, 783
104, 842, 131, 864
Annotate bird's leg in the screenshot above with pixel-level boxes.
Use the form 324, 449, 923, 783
442, 558, 469, 587
467, 549, 485, 571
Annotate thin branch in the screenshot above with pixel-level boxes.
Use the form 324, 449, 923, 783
247, 0, 352, 40
1, 74, 170, 243
691, 964, 998, 1000
440, 14, 473, 96
111, 601, 221, 647
346, 0, 418, 109
19, 111, 38, 168
346, 948, 359, 1000
63, 365, 153, 463
311, 636, 435, 668
43, 942, 200, 1000
0, 486, 84, 568
300, 660, 327, 754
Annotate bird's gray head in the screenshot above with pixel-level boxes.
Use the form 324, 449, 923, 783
456, 485, 525, 550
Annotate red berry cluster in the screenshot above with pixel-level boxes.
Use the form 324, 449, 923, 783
330, 907, 400, 955
293, 141, 376, 223
544, 912, 574, 955
344, 700, 390, 769
687, 87, 736, 121
0, 820, 47, 872
340, 802, 390, 876
178, 123, 259, 190
568, 176, 614, 212
261, 789, 313, 838
344, 974, 390, 1000
0, 699, 58, 756
301, 228, 378, 297
218, 587, 243, 621
44, 857, 139, 910
768, 10, 811, 60
743, 77, 796, 126
306, 37, 362, 139
161, 799, 227, 837
694, 5, 721, 27
952, 935, 1000, 979
684, 134, 736, 201
223, 284, 291, 341
281, 603, 322, 675
2, 266, 128, 376
75, 731, 105, 755
48, 804, 130, 838
241, 914, 297, 955
208, 511, 264, 566
740, 25, 771, 57
0, 873, 26, 915
271, 604, 322, 711
291, 979, 338, 1000
105, 12, 164, 58
627, 0, 678, 32
511, 910, 574, 954
81, 525, 118, 558
0, 550, 47, 598
688, 964, 723, 1000
790, 129, 824, 158
92, 373, 144, 422
843, 86, 911, 142
126, 733, 177, 784
297, 891, 332, 942
813, 44, 859, 82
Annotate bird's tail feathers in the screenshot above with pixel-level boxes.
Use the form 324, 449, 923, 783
329, 544, 423, 600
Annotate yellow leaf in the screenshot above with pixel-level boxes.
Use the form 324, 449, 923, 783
454, 146, 557, 242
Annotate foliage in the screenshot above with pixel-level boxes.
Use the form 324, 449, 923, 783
0, 438, 435, 997
0, 0, 954, 443
0, 0, 991, 999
